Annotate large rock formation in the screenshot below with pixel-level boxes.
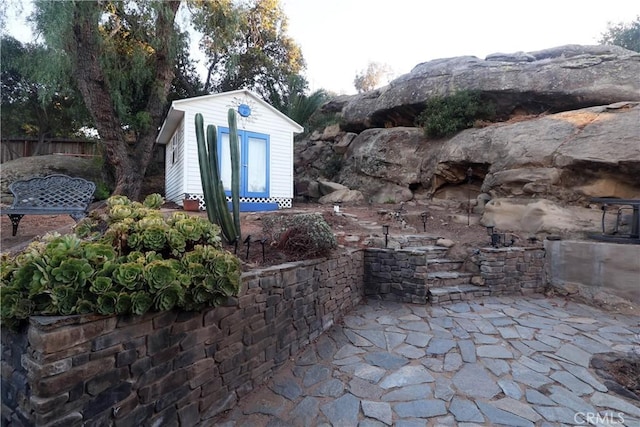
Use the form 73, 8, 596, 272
336, 44, 640, 131
295, 45, 640, 235
315, 102, 640, 205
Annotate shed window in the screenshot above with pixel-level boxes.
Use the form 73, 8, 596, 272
170, 127, 182, 165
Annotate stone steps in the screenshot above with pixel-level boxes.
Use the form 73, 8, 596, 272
400, 234, 440, 248
428, 284, 490, 304
411, 246, 449, 260
425, 253, 488, 304
427, 258, 464, 272
427, 271, 474, 287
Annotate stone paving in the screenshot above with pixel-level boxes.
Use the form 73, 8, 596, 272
211, 296, 640, 426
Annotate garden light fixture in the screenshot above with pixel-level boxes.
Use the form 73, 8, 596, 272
421, 211, 428, 232
382, 224, 389, 248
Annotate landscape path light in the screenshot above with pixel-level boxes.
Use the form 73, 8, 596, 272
382, 224, 390, 248
421, 211, 428, 232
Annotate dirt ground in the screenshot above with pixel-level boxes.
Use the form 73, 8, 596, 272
0, 201, 491, 264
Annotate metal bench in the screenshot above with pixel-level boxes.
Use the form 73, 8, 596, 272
0, 174, 96, 236
590, 197, 640, 244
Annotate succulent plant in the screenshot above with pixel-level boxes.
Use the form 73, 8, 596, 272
143, 193, 165, 209
0, 194, 242, 327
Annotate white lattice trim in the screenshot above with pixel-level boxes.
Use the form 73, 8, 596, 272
184, 194, 291, 210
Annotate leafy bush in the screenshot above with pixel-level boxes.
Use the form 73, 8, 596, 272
262, 213, 337, 259
303, 111, 342, 140
415, 90, 496, 138
1, 194, 241, 328
94, 181, 112, 200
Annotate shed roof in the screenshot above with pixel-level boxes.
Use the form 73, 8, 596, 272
156, 89, 304, 144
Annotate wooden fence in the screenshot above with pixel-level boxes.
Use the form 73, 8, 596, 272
0, 138, 164, 164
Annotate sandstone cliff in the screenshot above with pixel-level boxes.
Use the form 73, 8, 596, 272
294, 45, 640, 235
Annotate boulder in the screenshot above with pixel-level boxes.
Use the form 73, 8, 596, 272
333, 45, 640, 131
333, 132, 357, 154
317, 180, 348, 196
481, 198, 604, 234
436, 238, 455, 248
426, 102, 640, 202
295, 45, 640, 212
318, 189, 365, 205
368, 183, 413, 204
338, 127, 425, 200
482, 168, 561, 196
321, 124, 342, 140
324, 103, 639, 204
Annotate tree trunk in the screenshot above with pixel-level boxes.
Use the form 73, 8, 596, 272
66, 1, 180, 200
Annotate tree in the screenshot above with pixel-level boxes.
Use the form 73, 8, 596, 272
192, 0, 305, 103
0, 36, 91, 150
353, 62, 393, 93
30, 0, 306, 200
32, 0, 181, 199
599, 16, 640, 53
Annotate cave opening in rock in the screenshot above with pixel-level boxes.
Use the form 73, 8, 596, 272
431, 162, 491, 202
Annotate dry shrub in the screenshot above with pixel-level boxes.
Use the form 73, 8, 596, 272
263, 213, 337, 259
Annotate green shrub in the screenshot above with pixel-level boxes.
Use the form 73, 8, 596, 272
303, 111, 342, 139
94, 181, 112, 200
415, 90, 496, 138
262, 213, 337, 259
1, 194, 241, 329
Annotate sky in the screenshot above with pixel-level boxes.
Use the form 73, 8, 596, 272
281, 0, 640, 94
5, 0, 639, 95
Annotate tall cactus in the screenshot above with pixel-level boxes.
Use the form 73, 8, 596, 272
227, 109, 242, 236
195, 113, 241, 244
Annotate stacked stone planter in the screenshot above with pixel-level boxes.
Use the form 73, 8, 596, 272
1, 251, 364, 427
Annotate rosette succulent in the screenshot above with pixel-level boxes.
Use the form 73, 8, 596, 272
139, 226, 169, 251
167, 229, 187, 255
83, 243, 117, 265
51, 286, 78, 315
106, 195, 131, 208
97, 291, 118, 315
51, 258, 94, 287
89, 276, 113, 295
115, 293, 132, 314
143, 259, 179, 292
109, 204, 137, 221
143, 193, 164, 209
131, 291, 153, 315
153, 282, 184, 311
113, 262, 144, 290
1, 193, 242, 328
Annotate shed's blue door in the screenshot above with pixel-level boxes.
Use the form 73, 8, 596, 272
218, 128, 270, 198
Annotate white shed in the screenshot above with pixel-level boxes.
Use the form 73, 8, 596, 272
156, 89, 303, 211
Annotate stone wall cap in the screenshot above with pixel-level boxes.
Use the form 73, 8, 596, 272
30, 313, 108, 330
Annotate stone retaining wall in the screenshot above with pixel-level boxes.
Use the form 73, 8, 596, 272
363, 248, 433, 303
363, 246, 546, 304
1, 250, 364, 427
476, 246, 546, 295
